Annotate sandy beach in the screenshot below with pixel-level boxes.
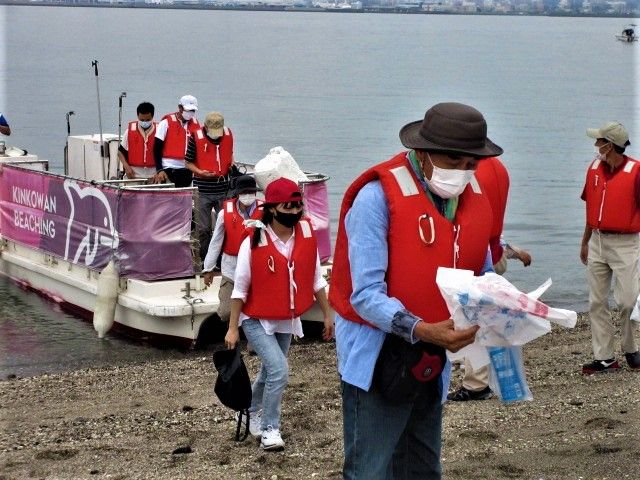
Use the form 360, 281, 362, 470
1, 313, 639, 480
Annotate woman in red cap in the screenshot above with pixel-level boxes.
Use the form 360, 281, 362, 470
224, 177, 334, 451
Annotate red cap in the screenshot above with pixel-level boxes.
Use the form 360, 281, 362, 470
264, 178, 302, 203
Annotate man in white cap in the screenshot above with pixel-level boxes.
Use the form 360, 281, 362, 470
152, 94, 200, 187
580, 121, 640, 374
184, 111, 236, 260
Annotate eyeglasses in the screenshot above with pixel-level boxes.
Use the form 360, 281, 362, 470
281, 201, 304, 209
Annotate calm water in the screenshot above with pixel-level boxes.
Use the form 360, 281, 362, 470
1, 6, 639, 376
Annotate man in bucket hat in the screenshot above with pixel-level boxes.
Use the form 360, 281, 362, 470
580, 121, 640, 374
330, 102, 502, 479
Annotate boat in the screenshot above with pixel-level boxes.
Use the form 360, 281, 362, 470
615, 24, 638, 42
0, 135, 333, 347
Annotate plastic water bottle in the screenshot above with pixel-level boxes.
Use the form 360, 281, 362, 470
488, 346, 532, 403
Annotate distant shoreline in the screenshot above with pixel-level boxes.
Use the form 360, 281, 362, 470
1, 1, 639, 19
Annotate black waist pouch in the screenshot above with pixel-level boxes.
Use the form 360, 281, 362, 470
372, 334, 445, 402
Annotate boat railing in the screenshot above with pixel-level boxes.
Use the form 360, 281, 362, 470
236, 161, 330, 186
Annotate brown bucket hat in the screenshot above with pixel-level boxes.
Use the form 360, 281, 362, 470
399, 102, 503, 158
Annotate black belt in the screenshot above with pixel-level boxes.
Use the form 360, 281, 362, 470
597, 229, 631, 235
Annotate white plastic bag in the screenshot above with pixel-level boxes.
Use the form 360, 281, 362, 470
436, 268, 577, 369
253, 146, 308, 191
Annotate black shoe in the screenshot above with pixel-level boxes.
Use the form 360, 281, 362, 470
624, 351, 640, 370
581, 358, 621, 375
447, 386, 493, 401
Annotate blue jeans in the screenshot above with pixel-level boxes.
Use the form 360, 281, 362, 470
241, 319, 292, 430
341, 380, 443, 480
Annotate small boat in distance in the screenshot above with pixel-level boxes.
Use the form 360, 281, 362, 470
615, 24, 638, 42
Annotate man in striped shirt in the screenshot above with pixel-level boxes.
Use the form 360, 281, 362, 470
185, 111, 235, 261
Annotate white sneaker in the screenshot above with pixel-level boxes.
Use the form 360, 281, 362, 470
235, 410, 263, 438
260, 425, 285, 451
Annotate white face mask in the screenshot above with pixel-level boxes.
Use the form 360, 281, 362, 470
594, 143, 612, 162
138, 120, 152, 129
424, 153, 475, 199
181, 110, 195, 121
238, 193, 256, 207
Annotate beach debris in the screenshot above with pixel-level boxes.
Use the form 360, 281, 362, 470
172, 445, 193, 455
437, 268, 578, 403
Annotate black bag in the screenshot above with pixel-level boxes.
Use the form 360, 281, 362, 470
372, 334, 445, 402
213, 347, 252, 441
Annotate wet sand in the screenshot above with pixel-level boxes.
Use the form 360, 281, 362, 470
1, 313, 639, 480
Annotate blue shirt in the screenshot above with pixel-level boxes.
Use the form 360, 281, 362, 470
335, 176, 493, 397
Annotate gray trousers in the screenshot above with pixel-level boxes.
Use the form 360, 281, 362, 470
196, 191, 225, 261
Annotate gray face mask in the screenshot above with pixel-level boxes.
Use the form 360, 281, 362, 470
181, 111, 195, 121
138, 120, 152, 129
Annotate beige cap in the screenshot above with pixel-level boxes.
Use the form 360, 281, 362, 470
204, 112, 224, 138
586, 121, 630, 148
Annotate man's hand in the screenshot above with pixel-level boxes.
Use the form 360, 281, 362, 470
124, 165, 136, 179
203, 271, 214, 287
322, 315, 335, 341
225, 326, 239, 350
413, 319, 479, 353
151, 171, 168, 184
199, 169, 216, 178
514, 248, 532, 267
580, 243, 589, 265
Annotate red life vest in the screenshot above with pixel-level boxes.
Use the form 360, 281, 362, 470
243, 219, 318, 320
161, 113, 200, 160
474, 157, 509, 264
329, 152, 493, 327
583, 156, 640, 233
192, 127, 234, 177
222, 198, 264, 256
126, 121, 157, 167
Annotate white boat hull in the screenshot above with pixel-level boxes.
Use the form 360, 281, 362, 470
0, 239, 329, 346
0, 239, 218, 346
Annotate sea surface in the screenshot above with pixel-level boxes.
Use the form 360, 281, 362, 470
1, 6, 638, 376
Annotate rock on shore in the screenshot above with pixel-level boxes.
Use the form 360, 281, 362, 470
1, 313, 638, 479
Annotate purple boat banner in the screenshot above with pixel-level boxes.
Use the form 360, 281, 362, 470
0, 165, 194, 280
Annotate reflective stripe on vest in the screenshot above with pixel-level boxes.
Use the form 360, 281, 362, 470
584, 156, 640, 232
161, 114, 200, 160
242, 220, 317, 320
126, 121, 156, 167
222, 199, 264, 256
193, 127, 233, 176
328, 152, 492, 327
